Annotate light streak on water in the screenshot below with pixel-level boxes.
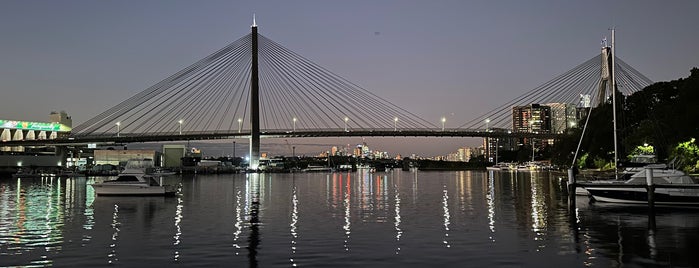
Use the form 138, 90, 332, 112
173, 183, 183, 261
394, 186, 402, 254
487, 173, 496, 241
343, 179, 351, 252
290, 185, 299, 267
232, 190, 243, 255
442, 186, 450, 248
107, 204, 120, 264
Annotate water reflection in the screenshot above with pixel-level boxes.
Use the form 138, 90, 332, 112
530, 173, 547, 243
173, 185, 183, 261
2, 171, 699, 267
442, 186, 451, 248
393, 185, 402, 255
0, 176, 75, 266
487, 171, 496, 241
247, 174, 261, 268
289, 178, 299, 266
107, 203, 120, 264
343, 174, 351, 252
232, 189, 243, 254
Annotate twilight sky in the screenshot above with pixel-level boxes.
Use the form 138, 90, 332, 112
1, 0, 698, 157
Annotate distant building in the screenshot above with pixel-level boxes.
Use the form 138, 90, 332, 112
457, 148, 466, 162
545, 103, 577, 134
162, 144, 186, 168
49, 111, 72, 130
483, 128, 518, 162
512, 104, 552, 134
1, 111, 73, 152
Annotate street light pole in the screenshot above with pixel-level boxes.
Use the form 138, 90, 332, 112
238, 118, 243, 133
394, 117, 398, 131
116, 122, 121, 137
293, 117, 297, 132
344, 117, 349, 132
441, 117, 446, 131
178, 119, 183, 135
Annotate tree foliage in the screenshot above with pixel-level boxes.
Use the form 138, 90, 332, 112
552, 68, 699, 171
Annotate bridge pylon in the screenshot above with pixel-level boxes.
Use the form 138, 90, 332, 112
596, 44, 614, 107
249, 16, 261, 170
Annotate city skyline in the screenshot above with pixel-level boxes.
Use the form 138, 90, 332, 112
1, 1, 698, 156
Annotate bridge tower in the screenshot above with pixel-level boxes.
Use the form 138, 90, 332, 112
595, 41, 614, 106
249, 15, 261, 169
595, 29, 619, 178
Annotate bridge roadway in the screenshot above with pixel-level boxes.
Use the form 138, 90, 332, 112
1, 129, 562, 147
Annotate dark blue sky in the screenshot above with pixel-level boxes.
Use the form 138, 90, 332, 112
1, 0, 697, 156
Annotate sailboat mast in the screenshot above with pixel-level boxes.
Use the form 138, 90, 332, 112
611, 28, 619, 180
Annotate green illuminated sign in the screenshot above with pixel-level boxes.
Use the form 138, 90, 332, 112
0, 119, 71, 132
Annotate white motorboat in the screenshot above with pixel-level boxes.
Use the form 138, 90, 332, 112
486, 162, 514, 171
585, 168, 699, 206
91, 159, 176, 196
302, 165, 333, 172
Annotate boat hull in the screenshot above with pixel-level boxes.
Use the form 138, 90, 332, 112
587, 187, 699, 206
91, 183, 176, 196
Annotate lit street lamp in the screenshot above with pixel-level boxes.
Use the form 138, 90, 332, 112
293, 117, 297, 132
344, 117, 349, 132
178, 119, 183, 135
441, 117, 446, 131
116, 121, 121, 137
394, 117, 398, 131
485, 118, 490, 131
238, 118, 243, 133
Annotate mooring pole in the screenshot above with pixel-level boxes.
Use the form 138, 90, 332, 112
645, 167, 655, 209
249, 15, 261, 170
567, 168, 576, 210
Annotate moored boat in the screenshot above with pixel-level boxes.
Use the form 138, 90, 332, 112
486, 162, 514, 171
302, 165, 333, 172
91, 159, 176, 196
585, 168, 699, 206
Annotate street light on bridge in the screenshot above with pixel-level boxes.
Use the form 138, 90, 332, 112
344, 117, 349, 132
116, 121, 121, 137
441, 117, 446, 131
394, 117, 398, 131
238, 118, 243, 133
178, 119, 184, 135
293, 117, 297, 132
485, 118, 490, 132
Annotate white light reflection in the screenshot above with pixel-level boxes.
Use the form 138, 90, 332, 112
232, 190, 243, 255
412, 170, 418, 205
394, 186, 402, 254
290, 185, 299, 266
108, 204, 120, 264
529, 175, 547, 249
486, 172, 496, 241
442, 186, 450, 248
343, 180, 351, 252
83, 178, 95, 246
648, 229, 657, 259
173, 183, 183, 261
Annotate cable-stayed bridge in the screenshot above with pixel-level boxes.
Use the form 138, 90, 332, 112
3, 22, 652, 167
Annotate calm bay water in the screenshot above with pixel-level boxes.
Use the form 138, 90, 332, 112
1, 170, 699, 267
